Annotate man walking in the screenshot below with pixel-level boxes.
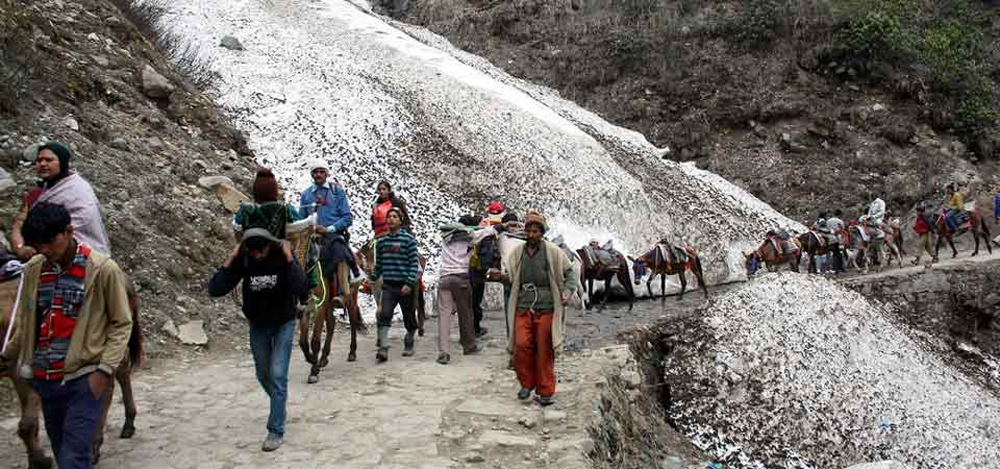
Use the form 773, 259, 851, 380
368, 208, 420, 362
2, 202, 132, 469
208, 227, 308, 452
504, 210, 576, 406
435, 215, 484, 365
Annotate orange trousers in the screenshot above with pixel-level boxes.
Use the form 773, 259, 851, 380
513, 309, 556, 397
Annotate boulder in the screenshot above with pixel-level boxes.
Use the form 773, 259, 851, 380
142, 65, 175, 99
177, 320, 208, 345
162, 319, 180, 339
0, 168, 16, 193
219, 35, 244, 51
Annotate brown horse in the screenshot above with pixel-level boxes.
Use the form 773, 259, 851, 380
2, 280, 143, 469
846, 222, 904, 273
576, 247, 634, 310
745, 236, 801, 276
934, 206, 993, 259
355, 238, 427, 337
628, 244, 708, 300
295, 230, 364, 384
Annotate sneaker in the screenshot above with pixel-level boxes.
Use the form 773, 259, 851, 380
376, 348, 388, 363
463, 343, 482, 355
402, 331, 415, 357
535, 395, 555, 407
475, 327, 489, 338
262, 433, 283, 452
437, 353, 450, 365
517, 388, 532, 401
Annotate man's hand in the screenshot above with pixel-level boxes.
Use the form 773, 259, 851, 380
561, 292, 572, 306
88, 371, 111, 400
281, 241, 295, 264
401, 285, 412, 296
15, 246, 36, 261
222, 243, 242, 268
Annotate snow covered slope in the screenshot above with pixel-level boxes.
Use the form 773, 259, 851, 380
163, 0, 803, 286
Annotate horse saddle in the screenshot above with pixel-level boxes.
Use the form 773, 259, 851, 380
811, 231, 839, 248
657, 243, 688, 264
954, 211, 971, 227
767, 236, 796, 255
585, 246, 620, 271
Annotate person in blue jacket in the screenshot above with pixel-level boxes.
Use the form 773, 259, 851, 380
299, 158, 361, 282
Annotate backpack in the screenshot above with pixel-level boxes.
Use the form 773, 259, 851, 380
470, 234, 498, 274
240, 201, 291, 240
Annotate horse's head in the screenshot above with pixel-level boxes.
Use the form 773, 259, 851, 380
628, 255, 646, 285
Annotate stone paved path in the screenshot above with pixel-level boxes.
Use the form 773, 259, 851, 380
1, 315, 628, 469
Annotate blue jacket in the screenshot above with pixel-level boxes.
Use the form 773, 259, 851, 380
995, 194, 1000, 219
299, 183, 353, 233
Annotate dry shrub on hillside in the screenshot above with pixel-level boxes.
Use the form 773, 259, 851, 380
108, 0, 218, 90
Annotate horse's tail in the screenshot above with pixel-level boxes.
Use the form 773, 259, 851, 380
694, 253, 704, 278
127, 292, 144, 369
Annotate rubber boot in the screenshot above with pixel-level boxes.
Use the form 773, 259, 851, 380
402, 331, 415, 357
376, 327, 390, 362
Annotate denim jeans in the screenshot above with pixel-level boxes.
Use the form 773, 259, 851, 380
33, 374, 106, 469
249, 319, 295, 436
378, 282, 417, 330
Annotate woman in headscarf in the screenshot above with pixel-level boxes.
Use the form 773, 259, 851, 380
10, 142, 111, 259
371, 181, 411, 238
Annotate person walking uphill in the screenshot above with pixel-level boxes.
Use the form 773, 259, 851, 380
10, 142, 111, 260
1, 202, 132, 469
504, 211, 576, 406
912, 205, 936, 265
435, 215, 484, 365
371, 181, 412, 237
207, 229, 308, 452
367, 208, 420, 363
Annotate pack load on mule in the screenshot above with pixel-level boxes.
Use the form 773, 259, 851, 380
629, 238, 708, 300
577, 239, 634, 309
746, 228, 801, 276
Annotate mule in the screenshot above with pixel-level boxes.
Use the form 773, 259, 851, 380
2, 280, 143, 469
934, 206, 993, 259
745, 236, 801, 276
797, 231, 845, 274
847, 222, 903, 273
629, 244, 708, 300
576, 246, 634, 310
355, 238, 427, 338
295, 230, 364, 384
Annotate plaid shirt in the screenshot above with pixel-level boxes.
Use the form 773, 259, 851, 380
32, 244, 91, 381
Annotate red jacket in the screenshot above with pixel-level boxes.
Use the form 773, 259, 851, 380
913, 214, 932, 234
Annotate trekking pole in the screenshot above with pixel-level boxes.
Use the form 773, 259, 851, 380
1, 274, 26, 357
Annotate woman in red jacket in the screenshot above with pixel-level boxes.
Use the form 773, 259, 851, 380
371, 181, 412, 238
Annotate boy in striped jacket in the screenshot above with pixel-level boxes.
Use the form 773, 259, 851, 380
368, 207, 420, 362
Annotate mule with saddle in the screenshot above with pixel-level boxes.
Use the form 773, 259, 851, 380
577, 242, 634, 310
629, 241, 709, 300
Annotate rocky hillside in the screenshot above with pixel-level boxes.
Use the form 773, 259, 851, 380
400, 0, 1000, 222
0, 0, 256, 350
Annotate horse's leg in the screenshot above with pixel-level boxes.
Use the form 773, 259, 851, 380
13, 375, 53, 469
116, 361, 137, 439
298, 308, 316, 365
92, 374, 116, 466
949, 235, 958, 258
695, 261, 709, 298
660, 272, 667, 300
416, 287, 426, 337
677, 269, 687, 302
646, 274, 654, 299
586, 279, 593, 310
307, 297, 327, 383
600, 277, 611, 309
347, 286, 360, 362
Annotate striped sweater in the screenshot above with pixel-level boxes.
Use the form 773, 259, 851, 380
370, 230, 420, 287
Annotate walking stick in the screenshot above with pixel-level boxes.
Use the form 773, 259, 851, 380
1, 274, 26, 357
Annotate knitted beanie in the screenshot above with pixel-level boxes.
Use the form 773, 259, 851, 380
252, 168, 279, 203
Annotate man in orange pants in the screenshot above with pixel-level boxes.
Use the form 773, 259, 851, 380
504, 210, 577, 406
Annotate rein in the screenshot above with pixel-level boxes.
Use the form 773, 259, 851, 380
0, 275, 25, 357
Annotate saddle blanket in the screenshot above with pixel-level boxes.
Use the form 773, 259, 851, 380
810, 231, 839, 247
584, 246, 620, 268
656, 244, 688, 264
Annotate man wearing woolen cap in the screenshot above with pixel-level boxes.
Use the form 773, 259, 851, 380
207, 226, 308, 452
